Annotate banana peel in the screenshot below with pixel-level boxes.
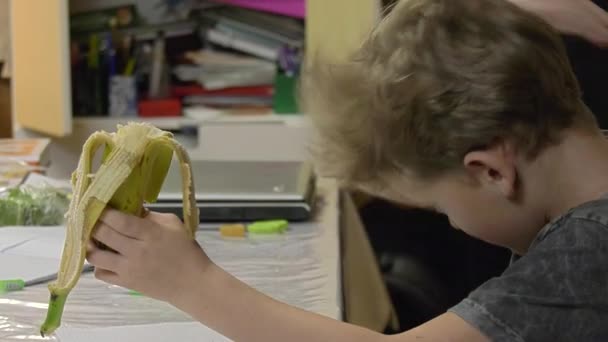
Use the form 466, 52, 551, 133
40, 122, 199, 336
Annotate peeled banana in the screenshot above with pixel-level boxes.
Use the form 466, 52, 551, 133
40, 122, 199, 336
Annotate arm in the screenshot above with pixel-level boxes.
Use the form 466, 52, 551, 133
173, 262, 486, 342
505, 0, 608, 47
87, 209, 488, 342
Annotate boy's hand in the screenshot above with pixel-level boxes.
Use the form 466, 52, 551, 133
507, 0, 608, 47
86, 209, 211, 303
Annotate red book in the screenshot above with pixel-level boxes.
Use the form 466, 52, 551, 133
171, 85, 274, 98
138, 98, 182, 117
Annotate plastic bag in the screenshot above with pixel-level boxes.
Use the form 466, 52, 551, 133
0, 184, 70, 226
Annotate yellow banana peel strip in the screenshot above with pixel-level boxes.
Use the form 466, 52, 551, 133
40, 122, 199, 336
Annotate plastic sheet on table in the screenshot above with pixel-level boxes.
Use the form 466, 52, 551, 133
1, 220, 334, 341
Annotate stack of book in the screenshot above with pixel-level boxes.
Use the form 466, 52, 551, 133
173, 49, 276, 115
173, 3, 304, 115
199, 5, 304, 62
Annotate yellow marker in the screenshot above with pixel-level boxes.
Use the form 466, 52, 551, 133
124, 58, 136, 76
220, 224, 246, 238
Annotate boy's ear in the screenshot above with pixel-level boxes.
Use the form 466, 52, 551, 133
463, 141, 518, 199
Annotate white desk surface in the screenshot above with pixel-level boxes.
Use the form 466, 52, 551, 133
0, 180, 342, 341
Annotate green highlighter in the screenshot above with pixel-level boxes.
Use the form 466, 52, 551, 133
247, 220, 289, 234
128, 289, 143, 296
0, 279, 26, 292
0, 264, 95, 294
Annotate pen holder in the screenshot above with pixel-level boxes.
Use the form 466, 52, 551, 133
109, 76, 138, 117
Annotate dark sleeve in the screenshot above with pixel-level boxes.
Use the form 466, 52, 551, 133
449, 218, 608, 342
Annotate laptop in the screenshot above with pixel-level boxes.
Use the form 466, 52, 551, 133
146, 160, 316, 222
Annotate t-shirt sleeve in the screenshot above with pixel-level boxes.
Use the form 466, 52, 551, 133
449, 217, 608, 342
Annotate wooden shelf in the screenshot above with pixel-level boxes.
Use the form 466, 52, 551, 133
73, 116, 200, 130
73, 113, 310, 129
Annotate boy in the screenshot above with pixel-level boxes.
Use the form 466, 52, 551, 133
87, 0, 608, 340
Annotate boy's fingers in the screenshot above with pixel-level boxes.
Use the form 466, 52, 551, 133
87, 240, 96, 252
93, 268, 123, 287
590, 30, 608, 48
92, 222, 138, 256
584, 0, 608, 26
99, 209, 147, 240
584, 22, 608, 47
582, 1, 608, 47
87, 246, 123, 273
146, 211, 183, 228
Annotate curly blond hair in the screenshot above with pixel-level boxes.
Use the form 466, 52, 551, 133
300, 0, 596, 190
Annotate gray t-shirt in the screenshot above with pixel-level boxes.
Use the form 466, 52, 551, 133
449, 197, 608, 341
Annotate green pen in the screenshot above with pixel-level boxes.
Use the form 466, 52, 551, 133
0, 264, 95, 294
123, 57, 136, 76
247, 220, 289, 234
128, 289, 143, 296
0, 279, 26, 292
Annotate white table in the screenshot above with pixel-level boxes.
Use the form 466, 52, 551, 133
1, 181, 396, 342
0, 181, 343, 341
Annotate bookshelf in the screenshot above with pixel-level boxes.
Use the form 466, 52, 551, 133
10, 0, 382, 137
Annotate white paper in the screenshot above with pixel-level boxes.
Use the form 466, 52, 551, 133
0, 254, 59, 281
55, 322, 232, 342
0, 227, 66, 259
0, 227, 55, 252
183, 106, 223, 121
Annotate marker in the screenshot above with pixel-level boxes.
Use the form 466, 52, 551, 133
124, 57, 136, 76
123, 35, 137, 76
0, 279, 25, 292
105, 33, 117, 76
0, 264, 95, 293
220, 224, 246, 238
247, 220, 289, 234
